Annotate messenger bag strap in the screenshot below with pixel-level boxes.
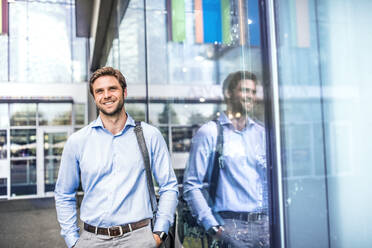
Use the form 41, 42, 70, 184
134, 121, 158, 228
208, 119, 224, 204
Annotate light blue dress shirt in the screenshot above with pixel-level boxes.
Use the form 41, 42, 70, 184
183, 113, 267, 230
55, 114, 178, 248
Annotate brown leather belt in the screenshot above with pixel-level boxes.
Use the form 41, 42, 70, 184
219, 211, 267, 222
84, 218, 150, 237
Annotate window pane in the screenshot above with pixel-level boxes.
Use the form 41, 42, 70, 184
10, 104, 36, 126
74, 103, 86, 125
38, 103, 72, 126
0, 130, 7, 160
126, 103, 146, 122
0, 104, 9, 128
0, 178, 7, 196
111, 0, 270, 246
44, 132, 67, 192
276, 0, 372, 247
10, 159, 36, 196
9, 1, 85, 83
10, 129, 36, 157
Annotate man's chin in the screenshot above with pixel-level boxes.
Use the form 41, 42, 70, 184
99, 107, 122, 116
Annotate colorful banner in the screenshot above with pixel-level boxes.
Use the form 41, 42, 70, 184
202, 0, 222, 43
171, 0, 186, 42
247, 0, 261, 46
195, 0, 232, 44
195, 0, 203, 43
221, 0, 232, 44
0, 0, 9, 35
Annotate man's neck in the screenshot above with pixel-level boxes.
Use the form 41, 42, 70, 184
225, 110, 250, 131
99, 109, 127, 135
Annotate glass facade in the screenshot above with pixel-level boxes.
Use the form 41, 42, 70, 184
106, 0, 270, 247
0, 0, 371, 247
276, 0, 372, 247
0, 0, 88, 199
2, 0, 87, 83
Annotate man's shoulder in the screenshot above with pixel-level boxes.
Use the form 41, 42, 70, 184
251, 118, 265, 132
67, 122, 94, 144
191, 120, 219, 144
136, 121, 162, 137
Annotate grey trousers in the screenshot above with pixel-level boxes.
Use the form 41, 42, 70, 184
74, 224, 157, 248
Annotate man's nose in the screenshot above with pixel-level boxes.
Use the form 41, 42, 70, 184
103, 90, 111, 98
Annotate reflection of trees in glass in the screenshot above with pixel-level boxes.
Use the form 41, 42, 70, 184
188, 109, 220, 125
10, 110, 37, 126
10, 129, 37, 157
158, 104, 179, 124
0, 130, 7, 159
126, 106, 146, 122
188, 112, 208, 125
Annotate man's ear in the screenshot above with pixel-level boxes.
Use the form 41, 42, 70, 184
224, 89, 231, 100
124, 88, 127, 98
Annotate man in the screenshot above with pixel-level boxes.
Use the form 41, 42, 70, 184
55, 67, 178, 248
183, 71, 269, 247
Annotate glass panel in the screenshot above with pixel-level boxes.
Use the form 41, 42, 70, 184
0, 178, 7, 196
126, 103, 146, 122
276, 0, 372, 247
0, 130, 7, 160
117, 0, 146, 86
38, 103, 72, 126
74, 103, 86, 125
10, 129, 36, 157
171, 126, 192, 153
0, 35, 8, 81
9, 1, 84, 83
107, 0, 270, 246
44, 132, 67, 192
9, 104, 36, 126
10, 159, 37, 196
0, 104, 9, 128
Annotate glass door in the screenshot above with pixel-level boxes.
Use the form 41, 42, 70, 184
37, 127, 71, 196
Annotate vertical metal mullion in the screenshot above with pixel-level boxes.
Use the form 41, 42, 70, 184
143, 0, 149, 123
7, 104, 11, 198
264, 0, 285, 247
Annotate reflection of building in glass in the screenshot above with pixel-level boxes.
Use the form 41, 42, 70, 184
0, 0, 88, 199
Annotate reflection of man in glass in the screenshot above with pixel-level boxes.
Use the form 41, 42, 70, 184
183, 71, 269, 247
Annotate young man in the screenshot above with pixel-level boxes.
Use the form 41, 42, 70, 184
183, 71, 269, 247
55, 67, 178, 248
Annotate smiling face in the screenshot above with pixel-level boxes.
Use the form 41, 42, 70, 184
92, 75, 126, 117
228, 79, 256, 116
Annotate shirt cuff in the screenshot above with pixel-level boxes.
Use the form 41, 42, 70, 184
201, 216, 219, 231
65, 233, 79, 248
153, 217, 170, 234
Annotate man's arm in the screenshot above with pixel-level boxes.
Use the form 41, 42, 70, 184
150, 128, 179, 234
54, 137, 81, 248
183, 124, 219, 231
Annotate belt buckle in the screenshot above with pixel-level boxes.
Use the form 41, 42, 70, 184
108, 226, 123, 237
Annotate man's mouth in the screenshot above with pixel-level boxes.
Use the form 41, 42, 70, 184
103, 101, 114, 105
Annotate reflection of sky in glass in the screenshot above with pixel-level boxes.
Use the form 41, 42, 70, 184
9, 1, 86, 83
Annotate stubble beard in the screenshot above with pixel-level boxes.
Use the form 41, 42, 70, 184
98, 98, 125, 117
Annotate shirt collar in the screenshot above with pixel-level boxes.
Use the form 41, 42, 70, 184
218, 112, 255, 127
91, 113, 136, 130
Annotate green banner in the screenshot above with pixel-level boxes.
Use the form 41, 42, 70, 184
171, 0, 186, 42
221, 0, 231, 44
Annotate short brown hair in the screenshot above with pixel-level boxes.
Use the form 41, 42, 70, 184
222, 71, 257, 99
89, 67, 127, 95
